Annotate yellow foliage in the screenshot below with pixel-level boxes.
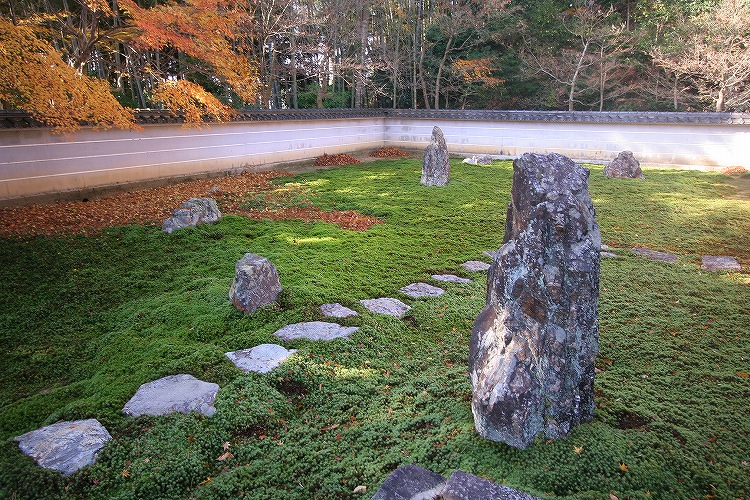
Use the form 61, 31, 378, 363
453, 57, 504, 87
0, 19, 137, 133
151, 80, 235, 126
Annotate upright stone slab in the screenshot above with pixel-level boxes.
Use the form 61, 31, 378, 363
604, 151, 644, 179
421, 126, 450, 186
469, 152, 601, 449
162, 198, 222, 233
15, 419, 111, 475
229, 253, 282, 314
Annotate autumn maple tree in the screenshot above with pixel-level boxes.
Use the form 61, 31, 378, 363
121, 0, 259, 118
0, 18, 137, 132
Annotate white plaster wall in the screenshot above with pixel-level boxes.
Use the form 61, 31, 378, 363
1, 113, 748, 202
0, 117, 386, 200
384, 118, 750, 170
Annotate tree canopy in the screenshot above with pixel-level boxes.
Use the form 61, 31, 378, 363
1, 0, 749, 131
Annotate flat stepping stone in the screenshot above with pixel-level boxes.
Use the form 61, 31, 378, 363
443, 470, 541, 500
360, 298, 411, 318
371, 464, 447, 500
273, 321, 358, 341
600, 251, 619, 258
372, 466, 540, 500
15, 419, 111, 475
320, 303, 358, 318
483, 250, 499, 259
225, 344, 296, 374
400, 282, 445, 298
432, 274, 473, 284
631, 247, 677, 263
123, 374, 219, 417
461, 260, 491, 271
701, 255, 742, 272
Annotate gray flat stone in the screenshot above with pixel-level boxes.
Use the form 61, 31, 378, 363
399, 282, 445, 298
320, 303, 359, 318
461, 260, 491, 272
15, 419, 111, 475
483, 250, 499, 259
360, 298, 411, 318
701, 255, 742, 272
123, 374, 219, 417
631, 247, 677, 263
273, 321, 359, 341
442, 470, 540, 500
432, 274, 473, 284
371, 464, 447, 500
225, 344, 297, 374
600, 251, 619, 258
601, 244, 611, 251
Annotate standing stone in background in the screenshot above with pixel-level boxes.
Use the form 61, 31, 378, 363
470, 152, 601, 449
162, 198, 222, 233
421, 126, 450, 186
229, 253, 282, 313
604, 151, 644, 179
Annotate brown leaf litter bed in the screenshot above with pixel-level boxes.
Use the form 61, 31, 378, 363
0, 171, 382, 238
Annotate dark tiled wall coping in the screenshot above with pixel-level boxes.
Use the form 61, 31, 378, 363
2, 108, 749, 129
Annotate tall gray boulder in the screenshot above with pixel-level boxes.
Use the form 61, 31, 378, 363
604, 151, 644, 179
469, 152, 601, 449
421, 126, 450, 186
229, 253, 282, 313
162, 198, 222, 233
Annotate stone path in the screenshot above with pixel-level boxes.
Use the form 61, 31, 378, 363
27, 242, 743, 484
18, 239, 743, 478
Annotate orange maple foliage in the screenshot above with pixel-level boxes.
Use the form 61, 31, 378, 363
121, 0, 259, 104
0, 19, 138, 133
152, 80, 234, 125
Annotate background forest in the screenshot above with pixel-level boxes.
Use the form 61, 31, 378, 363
2, 0, 750, 130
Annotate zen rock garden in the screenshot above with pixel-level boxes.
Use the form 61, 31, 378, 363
13, 143, 745, 498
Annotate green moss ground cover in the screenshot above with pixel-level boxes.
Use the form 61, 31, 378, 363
0, 160, 748, 499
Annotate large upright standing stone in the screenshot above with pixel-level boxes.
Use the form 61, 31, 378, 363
421, 126, 450, 186
469, 152, 601, 449
229, 253, 282, 313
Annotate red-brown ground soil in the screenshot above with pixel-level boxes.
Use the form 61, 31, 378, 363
0, 171, 381, 238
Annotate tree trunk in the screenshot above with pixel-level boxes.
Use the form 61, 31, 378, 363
434, 35, 453, 110
716, 86, 725, 112
290, 34, 298, 108
568, 39, 590, 111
